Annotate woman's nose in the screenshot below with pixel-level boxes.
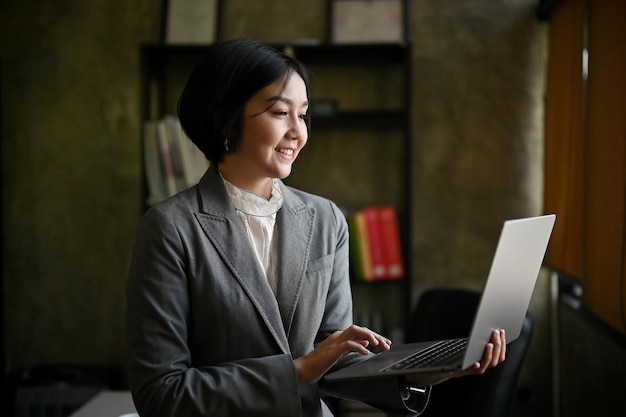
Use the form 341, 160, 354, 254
289, 115, 306, 140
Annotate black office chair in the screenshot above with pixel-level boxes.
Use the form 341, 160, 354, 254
405, 288, 534, 417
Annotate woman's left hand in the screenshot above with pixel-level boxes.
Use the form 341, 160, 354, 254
405, 329, 506, 387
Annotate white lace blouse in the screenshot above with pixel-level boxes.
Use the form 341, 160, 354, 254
221, 177, 284, 294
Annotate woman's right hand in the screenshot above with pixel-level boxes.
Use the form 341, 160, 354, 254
293, 325, 392, 384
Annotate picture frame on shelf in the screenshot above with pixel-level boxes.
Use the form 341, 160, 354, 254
164, 0, 220, 45
330, 0, 405, 44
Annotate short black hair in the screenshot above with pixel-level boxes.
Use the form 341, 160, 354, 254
177, 39, 310, 165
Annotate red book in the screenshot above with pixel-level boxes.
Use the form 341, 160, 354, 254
362, 206, 387, 280
378, 206, 405, 279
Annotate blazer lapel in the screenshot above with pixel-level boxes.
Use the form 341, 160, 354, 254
194, 168, 290, 354
274, 184, 315, 337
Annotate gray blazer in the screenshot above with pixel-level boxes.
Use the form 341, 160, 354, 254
125, 166, 425, 416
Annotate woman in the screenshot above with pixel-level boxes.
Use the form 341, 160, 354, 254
125, 38, 505, 417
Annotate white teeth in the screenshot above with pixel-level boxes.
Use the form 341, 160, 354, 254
277, 148, 293, 156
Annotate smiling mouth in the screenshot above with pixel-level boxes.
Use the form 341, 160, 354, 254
276, 148, 294, 156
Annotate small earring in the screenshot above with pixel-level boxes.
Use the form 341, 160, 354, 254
223, 137, 231, 152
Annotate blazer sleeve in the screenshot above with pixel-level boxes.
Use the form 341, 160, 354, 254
125, 206, 302, 417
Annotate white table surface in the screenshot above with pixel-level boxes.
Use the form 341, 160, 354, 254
69, 390, 137, 417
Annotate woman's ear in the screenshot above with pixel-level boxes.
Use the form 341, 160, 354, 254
221, 126, 234, 139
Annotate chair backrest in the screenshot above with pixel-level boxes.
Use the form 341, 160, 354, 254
405, 288, 534, 417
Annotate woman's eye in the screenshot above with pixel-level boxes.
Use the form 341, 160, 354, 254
274, 111, 288, 116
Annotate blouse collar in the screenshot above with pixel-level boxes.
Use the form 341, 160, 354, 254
221, 176, 284, 217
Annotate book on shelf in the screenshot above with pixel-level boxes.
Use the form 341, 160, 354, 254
347, 205, 405, 282
362, 206, 387, 280
155, 118, 183, 198
164, 115, 209, 188
143, 120, 168, 204
378, 205, 405, 279
143, 115, 210, 205
348, 211, 373, 281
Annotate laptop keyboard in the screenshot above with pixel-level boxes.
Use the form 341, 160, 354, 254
381, 338, 468, 372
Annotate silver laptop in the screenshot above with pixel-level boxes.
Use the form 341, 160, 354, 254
324, 214, 556, 381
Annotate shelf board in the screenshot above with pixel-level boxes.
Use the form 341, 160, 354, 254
282, 43, 408, 65
351, 278, 406, 285
140, 42, 408, 66
311, 110, 406, 129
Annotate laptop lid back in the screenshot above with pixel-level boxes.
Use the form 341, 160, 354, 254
462, 214, 556, 369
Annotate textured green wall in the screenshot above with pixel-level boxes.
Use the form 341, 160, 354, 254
1, 1, 548, 413
0, 0, 162, 371
410, 1, 547, 293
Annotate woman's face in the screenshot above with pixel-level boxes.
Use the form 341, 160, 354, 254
219, 73, 309, 195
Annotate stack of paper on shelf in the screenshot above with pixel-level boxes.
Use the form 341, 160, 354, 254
348, 205, 405, 281
143, 115, 210, 205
